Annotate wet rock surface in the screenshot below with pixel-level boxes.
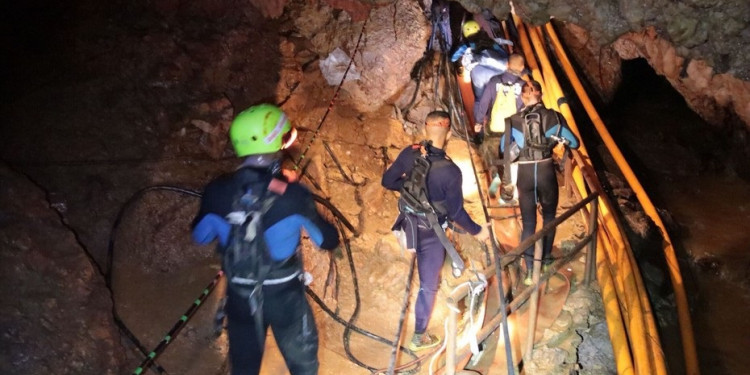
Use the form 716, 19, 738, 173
0, 164, 126, 374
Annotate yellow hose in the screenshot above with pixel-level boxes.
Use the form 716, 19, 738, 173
511, 13, 648, 374
544, 22, 699, 375
526, 24, 663, 374
597, 235, 636, 375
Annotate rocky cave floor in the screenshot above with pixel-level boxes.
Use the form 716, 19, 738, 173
3, 1, 750, 374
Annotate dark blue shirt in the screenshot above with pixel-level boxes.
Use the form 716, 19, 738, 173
381, 144, 482, 235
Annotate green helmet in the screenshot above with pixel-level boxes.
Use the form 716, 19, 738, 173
462, 20, 480, 38
229, 104, 292, 157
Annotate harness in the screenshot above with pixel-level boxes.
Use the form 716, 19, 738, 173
219, 170, 302, 343
396, 142, 465, 273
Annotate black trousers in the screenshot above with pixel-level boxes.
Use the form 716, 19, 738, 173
225, 276, 319, 375
517, 159, 558, 271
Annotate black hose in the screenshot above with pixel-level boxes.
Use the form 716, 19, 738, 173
333, 216, 421, 373
441, 53, 516, 374
108, 185, 422, 373
387, 254, 417, 374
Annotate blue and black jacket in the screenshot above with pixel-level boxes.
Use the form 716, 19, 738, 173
499, 103, 579, 162
450, 33, 511, 63
192, 166, 339, 274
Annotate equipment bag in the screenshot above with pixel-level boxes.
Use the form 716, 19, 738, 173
488, 82, 518, 134
522, 111, 553, 161
222, 179, 278, 343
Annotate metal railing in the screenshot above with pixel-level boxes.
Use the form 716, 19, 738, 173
441, 191, 599, 375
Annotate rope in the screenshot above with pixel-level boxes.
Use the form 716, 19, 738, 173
294, 15, 369, 172
386, 254, 417, 375
440, 51, 516, 374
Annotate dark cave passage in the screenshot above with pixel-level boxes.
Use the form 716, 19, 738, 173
602, 58, 750, 375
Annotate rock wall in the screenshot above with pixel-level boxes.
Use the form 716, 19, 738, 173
0, 164, 126, 374
558, 22, 750, 177
507, 0, 750, 81
293, 0, 431, 113
461, 0, 750, 166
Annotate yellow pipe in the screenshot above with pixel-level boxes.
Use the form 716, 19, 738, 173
597, 237, 636, 375
523, 19, 669, 374
544, 22, 699, 375
513, 14, 648, 373
561, 185, 634, 375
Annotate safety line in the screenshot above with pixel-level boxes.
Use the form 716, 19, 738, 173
294, 14, 369, 171
132, 271, 223, 374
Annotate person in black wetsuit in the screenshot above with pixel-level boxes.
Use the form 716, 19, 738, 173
499, 81, 579, 285
191, 104, 339, 375
382, 110, 490, 351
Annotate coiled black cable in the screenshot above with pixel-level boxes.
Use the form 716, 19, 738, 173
108, 185, 423, 374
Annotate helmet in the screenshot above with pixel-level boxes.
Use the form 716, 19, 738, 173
229, 104, 296, 157
462, 20, 480, 38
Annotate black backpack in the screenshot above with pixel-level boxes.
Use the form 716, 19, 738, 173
220, 177, 280, 342
521, 108, 558, 161
398, 142, 450, 217
223, 180, 277, 290
396, 142, 467, 274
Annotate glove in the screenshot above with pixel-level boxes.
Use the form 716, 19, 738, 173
500, 185, 514, 202
192, 214, 231, 246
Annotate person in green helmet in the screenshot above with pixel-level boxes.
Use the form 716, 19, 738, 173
191, 103, 340, 375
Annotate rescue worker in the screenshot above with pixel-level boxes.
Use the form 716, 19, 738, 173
382, 110, 490, 350
451, 20, 512, 99
473, 53, 528, 203
473, 53, 528, 134
191, 103, 340, 375
499, 81, 579, 285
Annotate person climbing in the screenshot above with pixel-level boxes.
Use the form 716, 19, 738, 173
473, 53, 528, 135
499, 81, 579, 285
473, 53, 529, 203
191, 103, 340, 375
451, 19, 513, 99
382, 110, 490, 351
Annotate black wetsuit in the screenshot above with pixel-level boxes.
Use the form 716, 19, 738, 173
500, 104, 579, 271
193, 165, 338, 375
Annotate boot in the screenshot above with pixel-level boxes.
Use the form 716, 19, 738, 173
408, 332, 441, 351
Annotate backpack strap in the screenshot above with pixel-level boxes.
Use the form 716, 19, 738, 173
223, 178, 283, 345
502, 117, 513, 185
